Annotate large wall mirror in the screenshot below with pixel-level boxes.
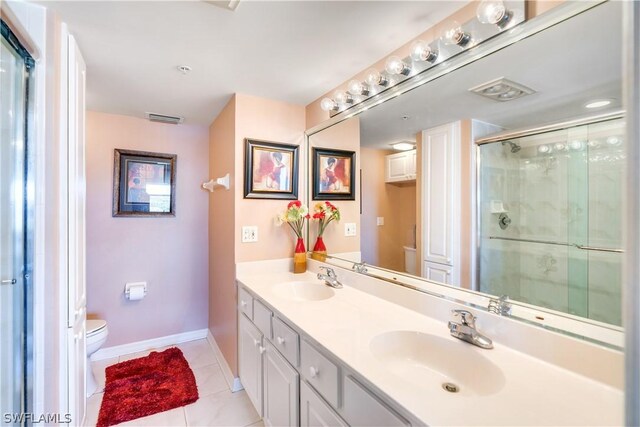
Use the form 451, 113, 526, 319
307, 1, 625, 347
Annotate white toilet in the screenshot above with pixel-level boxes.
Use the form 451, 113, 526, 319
403, 246, 417, 275
86, 319, 109, 397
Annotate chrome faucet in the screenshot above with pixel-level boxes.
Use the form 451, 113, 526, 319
448, 309, 493, 349
352, 262, 368, 274
317, 266, 343, 289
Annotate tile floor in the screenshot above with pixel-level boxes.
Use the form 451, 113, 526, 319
85, 339, 263, 427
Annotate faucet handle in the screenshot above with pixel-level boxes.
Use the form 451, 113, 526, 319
318, 266, 336, 278
451, 309, 476, 327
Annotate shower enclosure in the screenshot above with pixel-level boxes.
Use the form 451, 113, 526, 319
477, 115, 624, 326
1, 21, 34, 421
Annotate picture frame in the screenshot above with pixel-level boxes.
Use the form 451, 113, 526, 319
113, 149, 177, 217
244, 138, 299, 200
312, 147, 356, 201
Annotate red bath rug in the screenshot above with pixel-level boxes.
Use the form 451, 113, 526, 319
97, 347, 198, 427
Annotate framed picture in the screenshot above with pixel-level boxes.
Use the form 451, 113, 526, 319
244, 139, 299, 199
312, 147, 356, 200
113, 149, 176, 217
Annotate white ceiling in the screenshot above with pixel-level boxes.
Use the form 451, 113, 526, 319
38, 1, 466, 125
358, 1, 623, 149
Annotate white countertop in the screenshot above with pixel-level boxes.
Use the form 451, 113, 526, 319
237, 269, 623, 426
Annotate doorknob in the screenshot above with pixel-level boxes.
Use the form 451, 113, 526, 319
1, 279, 16, 285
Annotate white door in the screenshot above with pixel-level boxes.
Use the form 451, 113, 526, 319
421, 122, 460, 284
300, 381, 346, 427
263, 341, 299, 427
239, 314, 264, 415
67, 33, 87, 424
385, 153, 408, 182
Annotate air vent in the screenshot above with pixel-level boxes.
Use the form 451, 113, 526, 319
469, 77, 535, 102
145, 112, 184, 125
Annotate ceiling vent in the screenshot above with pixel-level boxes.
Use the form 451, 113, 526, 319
469, 77, 536, 102
145, 112, 184, 125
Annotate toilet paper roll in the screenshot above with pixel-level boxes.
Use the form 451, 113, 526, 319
127, 285, 146, 301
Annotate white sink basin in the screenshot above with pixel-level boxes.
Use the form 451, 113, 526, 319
370, 330, 505, 396
273, 281, 335, 301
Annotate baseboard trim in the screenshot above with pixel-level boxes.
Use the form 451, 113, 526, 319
91, 328, 209, 361
207, 330, 244, 393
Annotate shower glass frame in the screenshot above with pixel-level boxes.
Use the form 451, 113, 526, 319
475, 111, 625, 326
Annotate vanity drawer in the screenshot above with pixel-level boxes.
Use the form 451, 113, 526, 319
253, 299, 273, 339
342, 375, 410, 427
300, 339, 339, 408
238, 287, 254, 319
273, 317, 300, 367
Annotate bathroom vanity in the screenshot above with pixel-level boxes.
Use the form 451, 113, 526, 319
236, 261, 623, 426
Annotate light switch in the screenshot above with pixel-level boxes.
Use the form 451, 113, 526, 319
241, 226, 258, 243
344, 223, 357, 237
376, 217, 384, 226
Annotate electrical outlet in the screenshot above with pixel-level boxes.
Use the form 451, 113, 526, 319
241, 226, 258, 243
376, 217, 384, 226
344, 222, 357, 237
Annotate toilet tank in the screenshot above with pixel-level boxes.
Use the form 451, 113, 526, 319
403, 246, 417, 275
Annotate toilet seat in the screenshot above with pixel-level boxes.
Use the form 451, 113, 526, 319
87, 319, 107, 338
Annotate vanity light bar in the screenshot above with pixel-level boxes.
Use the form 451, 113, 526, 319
320, 0, 525, 114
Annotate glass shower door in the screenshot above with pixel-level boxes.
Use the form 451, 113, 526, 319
0, 26, 29, 421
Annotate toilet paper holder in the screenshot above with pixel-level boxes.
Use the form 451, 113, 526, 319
125, 282, 147, 300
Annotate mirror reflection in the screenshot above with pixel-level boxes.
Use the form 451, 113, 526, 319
308, 1, 624, 327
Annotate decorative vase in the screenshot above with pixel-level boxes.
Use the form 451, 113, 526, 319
293, 237, 307, 274
311, 236, 327, 262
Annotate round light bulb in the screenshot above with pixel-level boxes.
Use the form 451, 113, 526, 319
410, 40, 438, 63
320, 98, 337, 112
606, 136, 622, 146
476, 0, 509, 26
385, 56, 411, 76
554, 142, 566, 151
334, 90, 353, 105
348, 79, 369, 96
587, 140, 600, 148
439, 21, 470, 46
537, 145, 550, 154
569, 140, 584, 150
365, 68, 387, 87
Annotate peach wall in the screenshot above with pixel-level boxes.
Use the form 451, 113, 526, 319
208, 96, 238, 374
308, 117, 360, 256
361, 148, 416, 272
235, 94, 306, 263
208, 94, 305, 376
86, 111, 209, 347
460, 120, 473, 288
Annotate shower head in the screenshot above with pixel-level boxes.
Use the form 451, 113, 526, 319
502, 140, 521, 153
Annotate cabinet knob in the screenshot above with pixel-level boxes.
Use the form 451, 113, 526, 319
276, 336, 285, 345
259, 346, 266, 354
309, 366, 319, 378
253, 339, 260, 347
240, 300, 247, 307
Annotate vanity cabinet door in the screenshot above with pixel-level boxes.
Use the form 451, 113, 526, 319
300, 381, 347, 427
263, 341, 299, 427
342, 375, 410, 427
239, 314, 264, 416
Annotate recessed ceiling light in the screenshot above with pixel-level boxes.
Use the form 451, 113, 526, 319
584, 99, 612, 109
392, 142, 415, 151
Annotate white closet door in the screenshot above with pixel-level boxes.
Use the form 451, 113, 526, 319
67, 33, 87, 425
421, 122, 460, 284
